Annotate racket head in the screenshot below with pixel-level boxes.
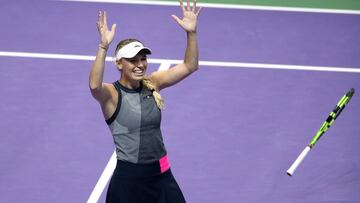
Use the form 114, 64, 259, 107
347, 88, 355, 98
334, 88, 355, 120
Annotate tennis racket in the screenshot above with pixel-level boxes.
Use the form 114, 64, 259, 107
286, 88, 355, 176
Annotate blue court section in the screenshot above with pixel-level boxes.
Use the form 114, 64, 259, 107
0, 1, 360, 203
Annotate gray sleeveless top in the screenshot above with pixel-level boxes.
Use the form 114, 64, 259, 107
106, 81, 167, 164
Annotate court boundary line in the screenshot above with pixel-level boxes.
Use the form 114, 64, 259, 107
1, 51, 360, 73
60, 0, 360, 15
2, 50, 358, 201
87, 151, 117, 203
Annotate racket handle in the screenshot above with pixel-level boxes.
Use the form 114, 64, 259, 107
286, 146, 311, 176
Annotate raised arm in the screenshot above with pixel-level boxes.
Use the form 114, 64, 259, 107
150, 0, 202, 91
89, 11, 117, 103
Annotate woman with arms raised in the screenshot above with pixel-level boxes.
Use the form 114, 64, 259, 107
89, 0, 201, 202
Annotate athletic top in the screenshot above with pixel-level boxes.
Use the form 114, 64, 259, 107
106, 81, 167, 164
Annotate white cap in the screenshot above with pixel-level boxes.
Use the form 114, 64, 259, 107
115, 41, 152, 60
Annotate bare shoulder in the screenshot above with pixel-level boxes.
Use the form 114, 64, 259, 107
91, 82, 120, 120
90, 82, 118, 104
148, 71, 164, 90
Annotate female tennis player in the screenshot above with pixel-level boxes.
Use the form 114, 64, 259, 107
89, 0, 201, 202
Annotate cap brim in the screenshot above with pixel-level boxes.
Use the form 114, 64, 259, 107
122, 47, 152, 59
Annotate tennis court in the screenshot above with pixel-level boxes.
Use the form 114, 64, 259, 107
0, 0, 359, 202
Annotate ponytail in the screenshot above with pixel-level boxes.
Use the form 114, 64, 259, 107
142, 77, 164, 110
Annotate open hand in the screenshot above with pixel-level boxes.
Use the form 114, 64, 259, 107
171, 0, 202, 33
97, 11, 116, 48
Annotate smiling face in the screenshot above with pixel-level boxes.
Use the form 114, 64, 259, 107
116, 50, 148, 88
114, 39, 151, 89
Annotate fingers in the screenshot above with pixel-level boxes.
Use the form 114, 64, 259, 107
97, 11, 103, 28
171, 14, 181, 25
111, 23, 117, 33
178, 0, 201, 15
103, 11, 107, 26
196, 6, 202, 16
97, 10, 112, 32
97, 11, 107, 29
179, 0, 185, 15
192, 0, 196, 12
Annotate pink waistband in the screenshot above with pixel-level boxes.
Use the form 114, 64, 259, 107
159, 155, 170, 173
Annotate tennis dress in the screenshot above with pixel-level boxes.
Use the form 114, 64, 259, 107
105, 81, 186, 203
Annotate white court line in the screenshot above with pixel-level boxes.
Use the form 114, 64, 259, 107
157, 62, 172, 71
60, 0, 360, 15
1, 50, 358, 202
1, 51, 360, 73
87, 151, 117, 203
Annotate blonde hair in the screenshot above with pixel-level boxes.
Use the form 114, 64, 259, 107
115, 39, 165, 110
142, 77, 164, 110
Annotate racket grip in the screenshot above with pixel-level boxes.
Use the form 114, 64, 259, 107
286, 146, 311, 176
